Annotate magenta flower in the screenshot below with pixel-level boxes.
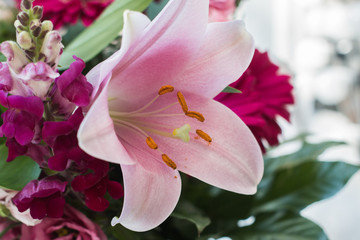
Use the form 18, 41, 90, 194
0, 91, 48, 163
71, 157, 124, 212
215, 50, 294, 152
50, 56, 93, 116
209, 0, 236, 22
20, 205, 106, 240
12, 177, 67, 220
16, 0, 114, 29
78, 0, 263, 231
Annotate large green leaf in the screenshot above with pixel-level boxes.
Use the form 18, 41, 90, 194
254, 161, 359, 214
0, 144, 41, 191
230, 212, 328, 240
172, 201, 211, 235
264, 141, 345, 174
59, 0, 152, 69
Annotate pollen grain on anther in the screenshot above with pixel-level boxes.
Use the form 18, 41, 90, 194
186, 111, 205, 122
177, 91, 188, 113
161, 154, 177, 170
158, 85, 175, 95
146, 136, 158, 149
196, 129, 212, 142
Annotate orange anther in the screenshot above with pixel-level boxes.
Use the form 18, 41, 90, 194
161, 154, 177, 170
196, 129, 212, 142
177, 91, 188, 113
185, 111, 205, 122
158, 85, 174, 95
146, 137, 158, 149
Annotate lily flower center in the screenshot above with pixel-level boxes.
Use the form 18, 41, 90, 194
109, 85, 212, 170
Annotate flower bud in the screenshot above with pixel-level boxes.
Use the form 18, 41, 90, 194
32, 5, 43, 19
41, 20, 53, 32
38, 20, 53, 39
30, 19, 42, 37
21, 0, 33, 10
40, 31, 63, 68
17, 31, 33, 50
14, 20, 26, 32
17, 12, 30, 26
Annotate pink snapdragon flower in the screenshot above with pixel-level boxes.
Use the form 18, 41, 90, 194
20, 205, 106, 240
12, 177, 67, 220
209, 0, 236, 22
215, 50, 294, 152
0, 188, 41, 226
78, 0, 263, 232
16, 0, 114, 29
0, 218, 21, 240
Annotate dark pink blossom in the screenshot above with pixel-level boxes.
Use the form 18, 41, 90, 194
215, 49, 294, 152
0, 218, 21, 240
20, 205, 106, 240
16, 0, 114, 29
50, 56, 93, 116
71, 157, 124, 212
42, 108, 85, 171
12, 177, 67, 220
0, 91, 47, 162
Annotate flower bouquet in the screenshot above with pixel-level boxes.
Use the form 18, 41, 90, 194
0, 0, 358, 239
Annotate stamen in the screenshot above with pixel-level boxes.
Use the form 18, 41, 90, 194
158, 85, 175, 95
177, 92, 188, 113
161, 154, 177, 170
173, 124, 191, 142
146, 136, 158, 149
196, 129, 212, 142
186, 111, 205, 122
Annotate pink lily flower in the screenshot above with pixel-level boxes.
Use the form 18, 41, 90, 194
78, 0, 263, 232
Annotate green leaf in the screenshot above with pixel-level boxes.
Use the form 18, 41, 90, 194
172, 201, 211, 235
0, 144, 41, 191
0, 53, 6, 62
254, 161, 359, 214
59, 0, 152, 69
222, 86, 242, 93
264, 140, 345, 174
230, 212, 328, 240
107, 224, 141, 240
146, 0, 169, 20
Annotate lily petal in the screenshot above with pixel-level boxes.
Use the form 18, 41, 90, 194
176, 20, 255, 98
86, 11, 151, 98
112, 160, 181, 232
77, 75, 135, 165
99, 0, 209, 111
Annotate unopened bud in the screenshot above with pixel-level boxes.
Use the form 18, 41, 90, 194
17, 31, 33, 50
38, 20, 53, 39
32, 6, 43, 19
21, 0, 33, 10
40, 31, 63, 68
41, 20, 53, 32
14, 20, 26, 32
30, 20, 42, 37
17, 12, 30, 26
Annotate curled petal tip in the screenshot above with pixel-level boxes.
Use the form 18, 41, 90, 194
111, 216, 119, 227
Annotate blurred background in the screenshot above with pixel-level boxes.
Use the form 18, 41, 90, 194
240, 0, 360, 239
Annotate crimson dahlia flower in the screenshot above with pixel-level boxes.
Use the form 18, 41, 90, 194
215, 49, 294, 152
16, 0, 113, 29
